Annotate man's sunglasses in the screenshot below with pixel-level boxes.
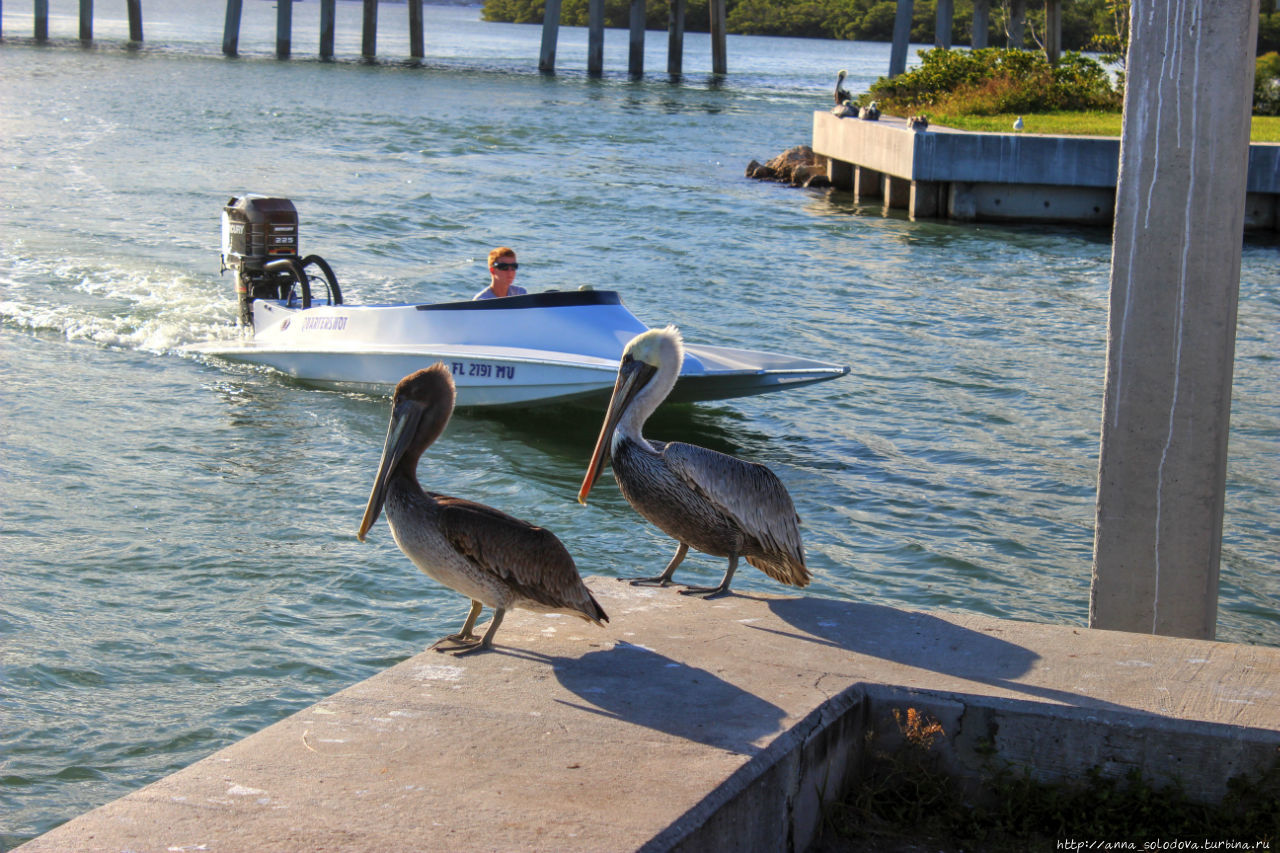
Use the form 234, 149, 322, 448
493, 261, 519, 271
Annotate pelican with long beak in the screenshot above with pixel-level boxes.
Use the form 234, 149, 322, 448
578, 327, 810, 597
834, 69, 851, 106
359, 364, 607, 652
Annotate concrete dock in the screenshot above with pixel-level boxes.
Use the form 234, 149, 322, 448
812, 110, 1280, 229
18, 579, 1280, 852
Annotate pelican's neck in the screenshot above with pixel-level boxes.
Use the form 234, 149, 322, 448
612, 357, 679, 456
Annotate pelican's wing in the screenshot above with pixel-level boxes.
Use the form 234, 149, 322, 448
434, 496, 587, 611
661, 442, 804, 565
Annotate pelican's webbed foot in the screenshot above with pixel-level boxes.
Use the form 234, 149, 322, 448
677, 555, 739, 600
621, 542, 688, 589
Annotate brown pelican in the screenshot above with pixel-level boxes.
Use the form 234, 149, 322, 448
577, 327, 810, 597
359, 364, 607, 652
834, 69, 851, 106
858, 100, 881, 121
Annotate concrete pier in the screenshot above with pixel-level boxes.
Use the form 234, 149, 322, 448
18, 579, 1280, 852
813, 110, 1280, 230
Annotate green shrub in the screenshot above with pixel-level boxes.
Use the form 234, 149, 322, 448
863, 48, 1122, 116
1256, 51, 1280, 116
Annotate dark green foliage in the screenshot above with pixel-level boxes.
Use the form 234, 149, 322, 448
864, 47, 1121, 115
1257, 52, 1280, 116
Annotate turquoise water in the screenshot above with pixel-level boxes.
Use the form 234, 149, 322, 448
1, 2, 1277, 847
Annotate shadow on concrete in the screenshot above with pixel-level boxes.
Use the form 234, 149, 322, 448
547, 641, 787, 755
763, 597, 1139, 715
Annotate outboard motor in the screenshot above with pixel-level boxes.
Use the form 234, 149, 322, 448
220, 195, 341, 326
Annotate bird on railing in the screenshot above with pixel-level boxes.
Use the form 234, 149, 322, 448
859, 100, 881, 121
908, 115, 930, 131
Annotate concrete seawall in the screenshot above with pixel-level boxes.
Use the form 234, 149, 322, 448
813, 110, 1280, 228
18, 579, 1280, 852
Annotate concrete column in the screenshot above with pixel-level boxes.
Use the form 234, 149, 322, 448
853, 167, 882, 201
79, 0, 92, 41
827, 158, 853, 191
935, 0, 952, 49
587, 0, 604, 76
1090, 0, 1259, 640
883, 175, 911, 211
628, 0, 645, 77
276, 0, 291, 59
361, 0, 377, 60
127, 0, 143, 42
222, 0, 242, 56
667, 0, 686, 75
1008, 0, 1024, 48
908, 180, 944, 219
35, 0, 48, 41
1043, 0, 1061, 64
409, 0, 424, 60
710, 0, 726, 74
971, 0, 989, 48
320, 0, 335, 59
539, 0, 562, 72
889, 0, 912, 77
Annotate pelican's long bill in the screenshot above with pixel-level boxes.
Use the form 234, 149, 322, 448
358, 398, 425, 541
577, 354, 657, 505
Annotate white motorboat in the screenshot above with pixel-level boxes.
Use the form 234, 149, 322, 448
189, 289, 851, 408
186, 195, 849, 408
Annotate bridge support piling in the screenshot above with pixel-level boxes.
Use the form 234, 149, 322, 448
79, 0, 92, 41
587, 0, 603, 75
361, 0, 377, 60
971, 0, 988, 47
35, 0, 48, 41
276, 0, 291, 59
889, 0, 912, 76
710, 0, 726, 73
222, 0, 242, 56
1090, 0, 1258, 640
628, 0, 645, 76
127, 0, 142, 42
667, 0, 686, 75
539, 0, 561, 72
320, 0, 335, 58
409, 0, 424, 59
935, 0, 952, 48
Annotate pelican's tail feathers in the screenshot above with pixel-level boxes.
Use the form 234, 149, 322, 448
746, 553, 811, 588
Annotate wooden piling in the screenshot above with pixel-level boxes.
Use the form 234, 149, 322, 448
80, 0, 92, 41
223, 0, 242, 57
539, 0, 561, 72
667, 0, 686, 75
276, 0, 291, 59
587, 0, 603, 76
362, 0, 377, 60
409, 0, 424, 60
127, 0, 143, 42
709, 0, 726, 74
628, 0, 645, 76
320, 0, 335, 59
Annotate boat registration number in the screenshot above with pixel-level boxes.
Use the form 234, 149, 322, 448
450, 361, 516, 380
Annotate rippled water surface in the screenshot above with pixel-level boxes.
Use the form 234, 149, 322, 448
1, 1, 1277, 846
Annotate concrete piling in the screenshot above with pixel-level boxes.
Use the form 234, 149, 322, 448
275, 0, 290, 59
538, 0, 561, 72
667, 0, 686, 75
319, 0, 334, 59
710, 0, 726, 74
127, 0, 142, 42
34, 0, 47, 41
79, 0, 92, 41
361, 0, 376, 60
628, 0, 645, 77
1089, 0, 1260, 640
222, 0, 241, 56
587, 0, 603, 75
409, 0, 423, 59
889, 0, 911, 77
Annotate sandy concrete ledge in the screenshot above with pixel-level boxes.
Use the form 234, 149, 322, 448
18, 578, 1280, 852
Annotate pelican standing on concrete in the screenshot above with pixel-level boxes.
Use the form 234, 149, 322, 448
359, 364, 607, 652
578, 327, 810, 597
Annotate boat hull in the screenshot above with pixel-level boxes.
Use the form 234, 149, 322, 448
187, 290, 849, 408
